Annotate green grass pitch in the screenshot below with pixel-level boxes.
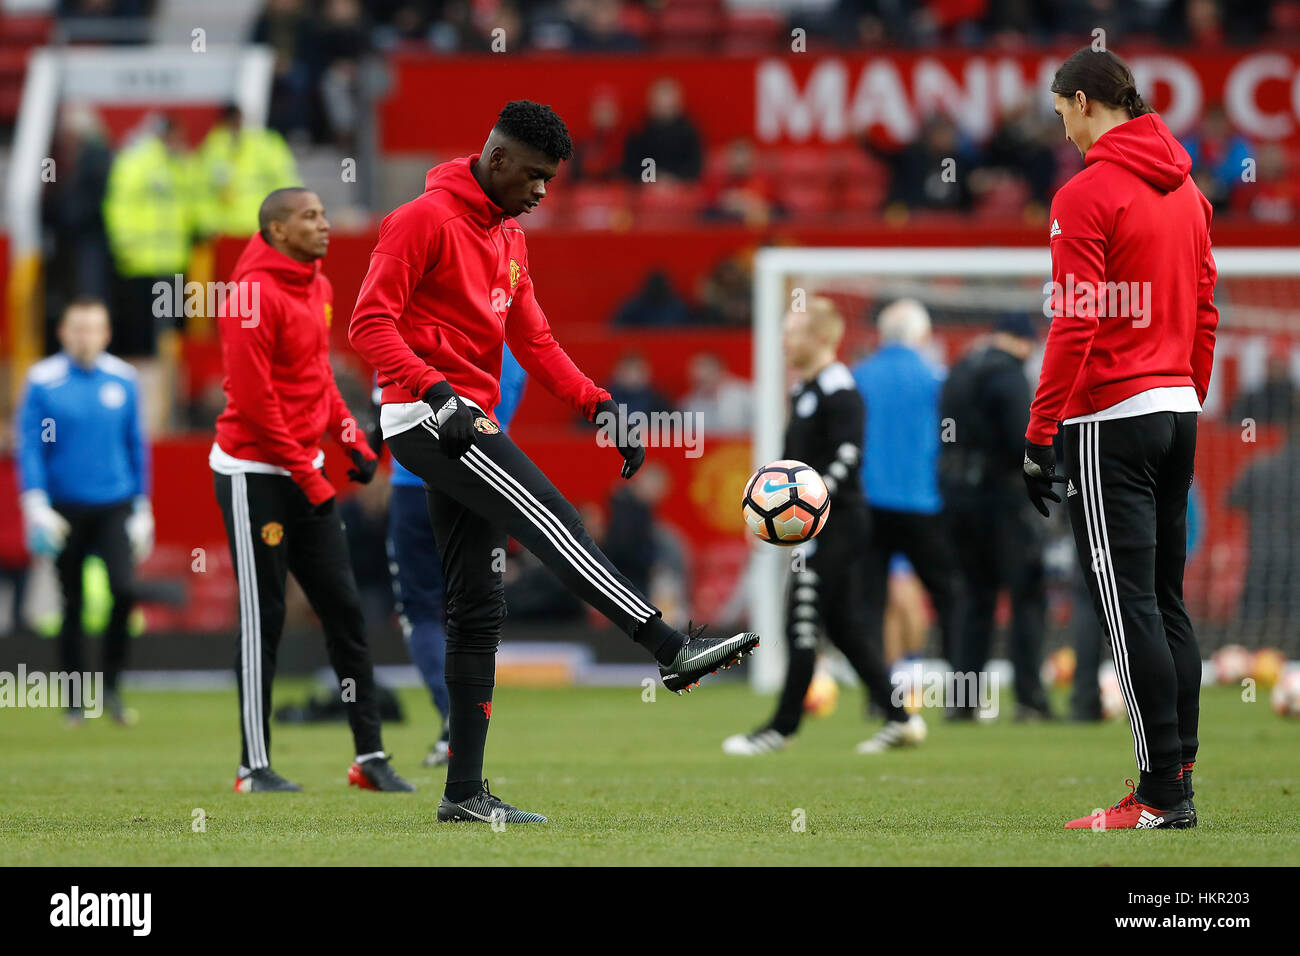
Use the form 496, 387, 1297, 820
1, 681, 1295, 866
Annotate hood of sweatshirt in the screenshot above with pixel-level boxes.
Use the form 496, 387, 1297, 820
1085, 112, 1191, 193
231, 232, 321, 286
425, 154, 506, 225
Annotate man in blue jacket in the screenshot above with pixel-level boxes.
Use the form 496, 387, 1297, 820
381, 347, 527, 767
16, 297, 152, 724
852, 299, 963, 670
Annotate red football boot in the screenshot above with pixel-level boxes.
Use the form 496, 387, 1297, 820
1063, 779, 1196, 830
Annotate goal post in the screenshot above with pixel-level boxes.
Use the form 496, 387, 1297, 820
748, 246, 1300, 691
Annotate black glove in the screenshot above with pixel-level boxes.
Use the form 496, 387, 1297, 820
1023, 439, 1067, 517
311, 496, 336, 517
423, 381, 477, 460
347, 447, 378, 484
592, 398, 645, 479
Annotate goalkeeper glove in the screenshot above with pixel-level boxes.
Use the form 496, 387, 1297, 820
20, 490, 70, 558
592, 398, 645, 479
126, 497, 154, 562
347, 447, 378, 484
423, 381, 477, 460
1023, 440, 1067, 517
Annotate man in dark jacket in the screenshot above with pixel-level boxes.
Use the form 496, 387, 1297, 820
941, 314, 1052, 720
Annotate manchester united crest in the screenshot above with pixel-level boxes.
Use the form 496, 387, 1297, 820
508, 258, 521, 291
473, 416, 500, 435
261, 521, 285, 546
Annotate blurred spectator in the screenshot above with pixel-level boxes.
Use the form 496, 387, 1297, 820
852, 299, 964, 666
605, 352, 673, 417
1183, 106, 1252, 212
603, 463, 686, 616
940, 314, 1051, 719
678, 352, 752, 436
316, 0, 372, 150
1183, 0, 1226, 46
571, 87, 626, 182
571, 0, 642, 51
884, 116, 977, 214
429, 0, 496, 51
693, 255, 752, 326
1229, 353, 1297, 427
1245, 144, 1298, 222
1229, 415, 1300, 629
252, 0, 317, 139
613, 270, 690, 327
702, 139, 779, 226
42, 104, 113, 336
622, 78, 703, 182
370, 1, 432, 47
195, 104, 300, 239
103, 116, 194, 359
975, 100, 1057, 209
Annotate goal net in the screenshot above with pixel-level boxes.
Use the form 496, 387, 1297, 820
748, 247, 1300, 690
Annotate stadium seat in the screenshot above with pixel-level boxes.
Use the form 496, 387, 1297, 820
634, 180, 706, 226
655, 6, 724, 52
570, 182, 635, 230
721, 11, 787, 53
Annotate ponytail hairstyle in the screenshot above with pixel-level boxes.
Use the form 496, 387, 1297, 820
1050, 47, 1152, 119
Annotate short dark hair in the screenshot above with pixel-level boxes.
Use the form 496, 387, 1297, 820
61, 295, 109, 324
495, 100, 573, 162
258, 186, 312, 240
1051, 48, 1152, 119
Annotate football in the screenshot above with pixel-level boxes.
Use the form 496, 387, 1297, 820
1271, 665, 1300, 718
1212, 644, 1252, 685
741, 459, 830, 546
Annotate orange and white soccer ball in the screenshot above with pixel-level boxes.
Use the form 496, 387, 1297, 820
1213, 644, 1252, 685
802, 668, 840, 719
741, 459, 830, 546
1271, 665, 1300, 718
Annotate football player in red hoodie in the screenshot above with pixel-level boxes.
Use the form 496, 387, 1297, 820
1023, 50, 1218, 829
350, 101, 759, 824
212, 187, 413, 794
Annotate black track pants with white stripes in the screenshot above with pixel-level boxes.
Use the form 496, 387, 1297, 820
769, 502, 907, 736
213, 471, 384, 770
1063, 412, 1201, 799
385, 417, 659, 647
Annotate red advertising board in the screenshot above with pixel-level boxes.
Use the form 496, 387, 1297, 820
380, 49, 1300, 154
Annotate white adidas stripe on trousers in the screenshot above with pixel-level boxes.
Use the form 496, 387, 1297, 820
1078, 421, 1150, 771
418, 419, 655, 623
231, 473, 269, 769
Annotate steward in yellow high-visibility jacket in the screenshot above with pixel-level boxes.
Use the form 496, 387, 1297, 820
195, 105, 300, 238
102, 121, 196, 279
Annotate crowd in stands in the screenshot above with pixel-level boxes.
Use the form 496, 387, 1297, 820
264, 0, 1292, 62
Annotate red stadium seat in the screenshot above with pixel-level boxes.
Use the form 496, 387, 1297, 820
721, 11, 787, 54
569, 182, 634, 230
777, 147, 835, 182
633, 180, 706, 226
655, 8, 723, 52
975, 178, 1030, 220
780, 181, 834, 218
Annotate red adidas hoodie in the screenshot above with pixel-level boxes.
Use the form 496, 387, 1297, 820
214, 233, 376, 505
1027, 112, 1219, 445
348, 154, 610, 422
